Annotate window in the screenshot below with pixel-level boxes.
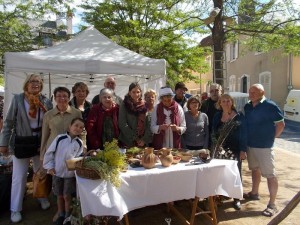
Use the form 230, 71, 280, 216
227, 41, 239, 61
229, 75, 236, 92
238, 74, 250, 93
259, 71, 271, 98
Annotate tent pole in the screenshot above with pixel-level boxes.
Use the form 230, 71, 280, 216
48, 73, 52, 101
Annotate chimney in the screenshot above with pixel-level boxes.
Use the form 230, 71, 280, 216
66, 8, 73, 35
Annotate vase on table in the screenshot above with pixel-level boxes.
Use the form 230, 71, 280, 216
159, 148, 173, 167
141, 147, 156, 169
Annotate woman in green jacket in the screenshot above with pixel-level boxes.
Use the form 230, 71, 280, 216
118, 82, 152, 148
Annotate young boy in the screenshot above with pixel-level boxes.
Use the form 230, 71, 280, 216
43, 118, 85, 225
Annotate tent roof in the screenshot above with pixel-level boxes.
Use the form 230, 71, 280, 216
5, 26, 166, 75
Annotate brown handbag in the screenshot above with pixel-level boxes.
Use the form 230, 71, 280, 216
32, 173, 52, 198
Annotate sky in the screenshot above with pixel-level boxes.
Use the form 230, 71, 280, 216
69, 1, 87, 33
43, 0, 88, 34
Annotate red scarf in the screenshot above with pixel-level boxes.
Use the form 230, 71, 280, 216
123, 95, 147, 139
152, 101, 181, 149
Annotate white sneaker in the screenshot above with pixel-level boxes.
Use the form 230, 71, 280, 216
39, 199, 50, 210
11, 211, 22, 223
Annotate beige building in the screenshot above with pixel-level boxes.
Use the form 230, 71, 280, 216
224, 40, 300, 109
185, 55, 213, 97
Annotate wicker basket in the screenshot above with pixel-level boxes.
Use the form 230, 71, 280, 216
75, 150, 101, 180
66, 157, 83, 171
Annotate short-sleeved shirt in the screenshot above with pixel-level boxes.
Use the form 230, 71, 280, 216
244, 97, 284, 148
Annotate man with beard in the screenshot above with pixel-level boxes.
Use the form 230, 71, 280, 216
200, 83, 223, 148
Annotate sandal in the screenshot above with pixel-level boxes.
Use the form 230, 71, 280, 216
262, 205, 278, 217
243, 192, 260, 200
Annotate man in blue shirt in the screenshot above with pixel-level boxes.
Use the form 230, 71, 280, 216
244, 84, 285, 217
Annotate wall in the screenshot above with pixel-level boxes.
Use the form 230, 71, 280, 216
227, 44, 291, 109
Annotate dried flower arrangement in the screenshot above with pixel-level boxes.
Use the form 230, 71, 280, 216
82, 139, 126, 187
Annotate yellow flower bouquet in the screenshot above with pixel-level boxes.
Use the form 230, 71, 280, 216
82, 139, 126, 187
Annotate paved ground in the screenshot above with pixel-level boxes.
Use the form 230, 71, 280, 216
275, 122, 300, 154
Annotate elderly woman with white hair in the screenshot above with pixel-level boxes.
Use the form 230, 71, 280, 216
0, 74, 53, 223
86, 88, 119, 150
151, 87, 186, 149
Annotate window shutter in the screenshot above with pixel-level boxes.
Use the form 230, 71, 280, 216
234, 41, 239, 59
229, 75, 236, 92
259, 72, 271, 98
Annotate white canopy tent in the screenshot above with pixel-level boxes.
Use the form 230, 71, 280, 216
4, 26, 166, 116
0, 85, 4, 97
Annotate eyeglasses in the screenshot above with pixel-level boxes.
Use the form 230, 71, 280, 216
210, 89, 220, 93
55, 95, 69, 99
190, 101, 199, 104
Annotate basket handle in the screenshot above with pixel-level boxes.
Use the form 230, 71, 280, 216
80, 150, 98, 167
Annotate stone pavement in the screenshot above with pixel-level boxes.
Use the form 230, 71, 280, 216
274, 123, 300, 154
275, 138, 300, 155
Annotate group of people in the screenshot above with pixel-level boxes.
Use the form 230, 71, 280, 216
0, 74, 285, 224
200, 82, 284, 216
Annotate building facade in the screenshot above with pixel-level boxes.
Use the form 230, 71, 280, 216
225, 40, 300, 109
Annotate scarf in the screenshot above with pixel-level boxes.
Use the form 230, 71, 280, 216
123, 95, 147, 115
123, 95, 147, 139
92, 103, 119, 149
152, 101, 181, 149
24, 91, 48, 118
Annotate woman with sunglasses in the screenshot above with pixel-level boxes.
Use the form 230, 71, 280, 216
0, 74, 53, 223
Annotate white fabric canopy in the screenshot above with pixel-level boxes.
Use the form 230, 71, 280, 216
0, 85, 4, 97
4, 26, 166, 116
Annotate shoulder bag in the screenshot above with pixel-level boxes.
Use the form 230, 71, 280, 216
14, 108, 41, 159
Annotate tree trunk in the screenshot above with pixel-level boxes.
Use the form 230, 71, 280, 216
212, 0, 225, 88
267, 191, 300, 225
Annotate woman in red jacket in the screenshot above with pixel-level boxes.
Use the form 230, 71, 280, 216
86, 88, 119, 150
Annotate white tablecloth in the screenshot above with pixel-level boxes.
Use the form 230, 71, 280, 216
76, 159, 243, 219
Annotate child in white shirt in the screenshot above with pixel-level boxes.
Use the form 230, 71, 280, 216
43, 118, 84, 225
